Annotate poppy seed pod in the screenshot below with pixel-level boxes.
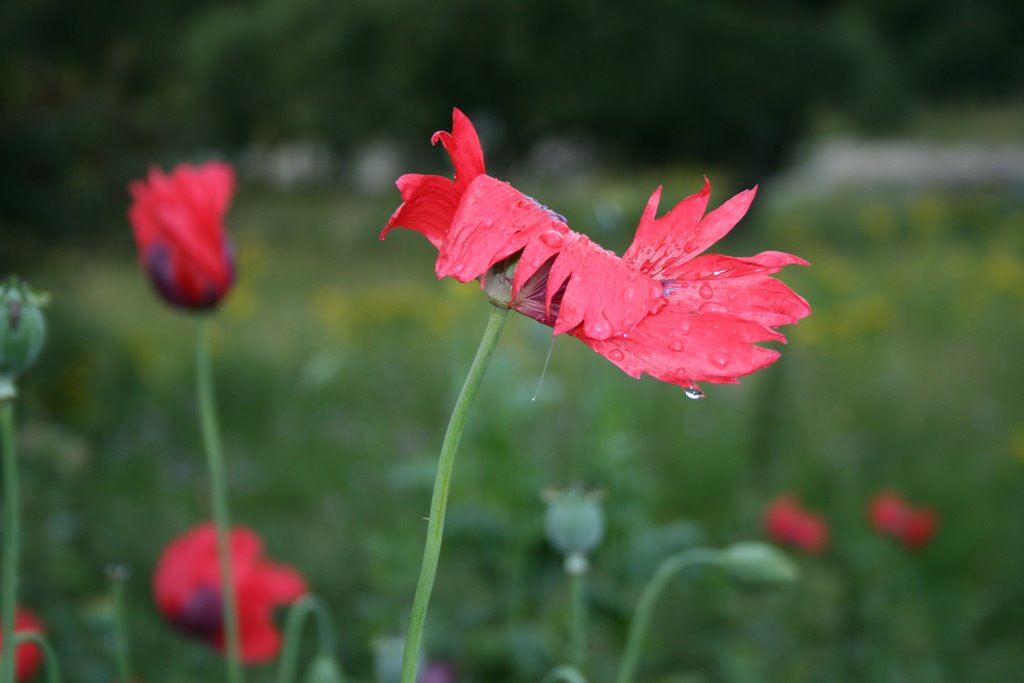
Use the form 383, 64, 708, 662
543, 488, 605, 574
0, 278, 47, 399
721, 542, 799, 587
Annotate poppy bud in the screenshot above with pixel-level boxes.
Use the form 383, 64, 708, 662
543, 487, 605, 574
127, 162, 236, 311
0, 278, 47, 399
721, 542, 799, 587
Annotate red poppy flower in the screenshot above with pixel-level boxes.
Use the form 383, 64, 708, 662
868, 491, 937, 549
0, 607, 45, 681
763, 494, 828, 554
153, 523, 307, 663
382, 109, 810, 394
128, 162, 236, 310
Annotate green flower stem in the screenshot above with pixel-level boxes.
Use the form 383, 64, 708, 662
614, 548, 723, 683
569, 571, 586, 668
0, 399, 20, 683
108, 566, 133, 683
196, 318, 244, 683
13, 633, 62, 683
540, 665, 590, 683
276, 594, 343, 683
399, 304, 510, 683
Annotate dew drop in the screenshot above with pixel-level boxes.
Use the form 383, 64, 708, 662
699, 283, 714, 299
669, 341, 684, 352
622, 317, 635, 328
709, 352, 731, 369
699, 302, 728, 314
649, 284, 663, 299
589, 313, 612, 340
648, 299, 667, 315
684, 385, 705, 400
678, 320, 692, 335
540, 230, 565, 249
608, 348, 625, 362
451, 264, 464, 275
625, 287, 637, 300
481, 218, 495, 228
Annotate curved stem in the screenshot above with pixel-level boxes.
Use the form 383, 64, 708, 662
399, 305, 510, 683
569, 572, 586, 668
276, 594, 344, 683
0, 400, 19, 683
196, 318, 244, 683
614, 548, 722, 683
13, 632, 61, 683
540, 664, 590, 683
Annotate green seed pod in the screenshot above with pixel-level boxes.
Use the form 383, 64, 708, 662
543, 487, 605, 573
721, 542, 799, 587
1, 278, 48, 398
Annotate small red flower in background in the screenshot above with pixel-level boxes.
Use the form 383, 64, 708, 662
869, 491, 938, 549
0, 607, 45, 681
764, 494, 828, 554
128, 162, 236, 310
382, 109, 810, 394
153, 523, 307, 663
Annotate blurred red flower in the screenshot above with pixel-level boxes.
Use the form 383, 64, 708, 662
0, 607, 45, 681
382, 109, 810, 394
128, 162, 236, 310
153, 523, 307, 663
868, 491, 937, 549
764, 494, 828, 553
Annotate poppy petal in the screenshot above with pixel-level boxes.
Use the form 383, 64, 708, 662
577, 309, 785, 385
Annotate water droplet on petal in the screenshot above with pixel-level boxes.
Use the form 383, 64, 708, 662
589, 312, 612, 339
709, 352, 731, 369
699, 302, 728, 314
622, 317, 635, 328
625, 288, 637, 300
540, 230, 565, 249
684, 385, 705, 400
649, 284, 663, 299
678, 320, 692, 335
669, 341, 684, 352
451, 264, 464, 275
648, 299, 667, 315
608, 348, 625, 362
481, 218, 495, 228
699, 283, 714, 299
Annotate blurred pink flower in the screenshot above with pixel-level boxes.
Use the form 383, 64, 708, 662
128, 162, 236, 310
153, 523, 307, 663
764, 494, 828, 554
382, 109, 810, 394
869, 491, 937, 549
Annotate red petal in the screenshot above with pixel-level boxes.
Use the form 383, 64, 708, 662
575, 307, 785, 386
655, 251, 810, 328
381, 174, 460, 248
624, 182, 757, 280
437, 175, 565, 282
431, 108, 486, 192
546, 232, 663, 339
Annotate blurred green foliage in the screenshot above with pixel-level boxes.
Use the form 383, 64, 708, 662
3, 0, 1023, 241
9, 171, 1024, 681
